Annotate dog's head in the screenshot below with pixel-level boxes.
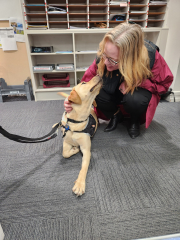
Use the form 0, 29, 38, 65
59, 75, 102, 106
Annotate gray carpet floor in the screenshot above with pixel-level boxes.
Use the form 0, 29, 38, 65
0, 100, 180, 240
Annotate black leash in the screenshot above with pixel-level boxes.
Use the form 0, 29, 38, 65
0, 122, 61, 143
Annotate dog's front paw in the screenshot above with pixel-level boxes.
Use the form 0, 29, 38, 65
72, 180, 85, 196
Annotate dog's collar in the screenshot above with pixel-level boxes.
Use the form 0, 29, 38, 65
65, 112, 88, 124
67, 117, 88, 124
61, 113, 89, 138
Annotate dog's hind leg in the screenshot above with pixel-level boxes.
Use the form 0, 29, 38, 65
63, 141, 80, 158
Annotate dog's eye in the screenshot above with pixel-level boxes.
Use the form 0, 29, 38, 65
81, 82, 86, 85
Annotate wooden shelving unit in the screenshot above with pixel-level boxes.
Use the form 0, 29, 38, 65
20, 0, 169, 101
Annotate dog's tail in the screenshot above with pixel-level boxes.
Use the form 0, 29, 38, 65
58, 92, 69, 98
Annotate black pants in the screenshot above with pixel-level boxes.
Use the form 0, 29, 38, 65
95, 87, 152, 121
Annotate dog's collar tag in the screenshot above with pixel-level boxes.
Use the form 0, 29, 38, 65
65, 124, 69, 131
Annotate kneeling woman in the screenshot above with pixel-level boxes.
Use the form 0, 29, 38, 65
64, 23, 173, 139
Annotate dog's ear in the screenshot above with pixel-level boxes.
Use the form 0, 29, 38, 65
68, 90, 82, 105
58, 92, 69, 98
93, 100, 97, 107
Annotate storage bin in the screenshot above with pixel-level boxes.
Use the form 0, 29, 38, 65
42, 73, 70, 88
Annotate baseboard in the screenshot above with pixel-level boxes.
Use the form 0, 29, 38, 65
136, 232, 180, 240
166, 91, 180, 102
0, 224, 4, 240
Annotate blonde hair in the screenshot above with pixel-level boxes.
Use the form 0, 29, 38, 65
97, 23, 153, 94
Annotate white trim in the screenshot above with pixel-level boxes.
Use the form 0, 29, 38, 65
135, 232, 180, 240
0, 18, 9, 21
170, 91, 180, 102
0, 224, 4, 240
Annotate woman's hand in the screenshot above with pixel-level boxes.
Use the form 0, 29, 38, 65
64, 99, 73, 113
119, 82, 128, 95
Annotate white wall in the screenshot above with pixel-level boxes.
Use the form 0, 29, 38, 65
0, 0, 22, 19
164, 0, 180, 92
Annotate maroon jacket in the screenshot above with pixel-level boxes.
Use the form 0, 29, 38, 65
81, 51, 173, 128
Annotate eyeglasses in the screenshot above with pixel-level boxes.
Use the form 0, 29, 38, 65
102, 52, 119, 66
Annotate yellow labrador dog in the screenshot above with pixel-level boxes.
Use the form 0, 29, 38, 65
58, 75, 102, 196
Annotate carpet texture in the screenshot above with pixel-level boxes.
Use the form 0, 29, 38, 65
0, 101, 180, 240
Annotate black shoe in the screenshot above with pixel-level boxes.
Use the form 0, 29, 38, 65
128, 122, 140, 139
104, 111, 124, 132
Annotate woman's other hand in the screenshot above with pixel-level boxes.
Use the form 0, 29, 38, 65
64, 99, 73, 113
119, 82, 128, 94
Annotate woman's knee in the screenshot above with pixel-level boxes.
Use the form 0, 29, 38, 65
123, 88, 152, 114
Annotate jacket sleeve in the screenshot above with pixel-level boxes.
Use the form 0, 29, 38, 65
140, 51, 173, 95
81, 59, 98, 82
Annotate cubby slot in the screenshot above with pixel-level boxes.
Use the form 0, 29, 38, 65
46, 0, 66, 4
109, 20, 126, 29
144, 31, 160, 44
76, 54, 97, 69
89, 5, 108, 13
74, 33, 105, 52
25, 5, 46, 13
109, 5, 128, 15
32, 55, 74, 68
89, 21, 108, 29
129, 0, 147, 4
48, 13, 67, 20
25, 0, 45, 3
69, 22, 88, 29
28, 34, 73, 53
89, 0, 108, 4
147, 20, 164, 28
89, 13, 108, 21
49, 22, 68, 30
35, 72, 75, 89
69, 13, 88, 21
68, 5, 88, 13
76, 72, 85, 84
26, 13, 47, 22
